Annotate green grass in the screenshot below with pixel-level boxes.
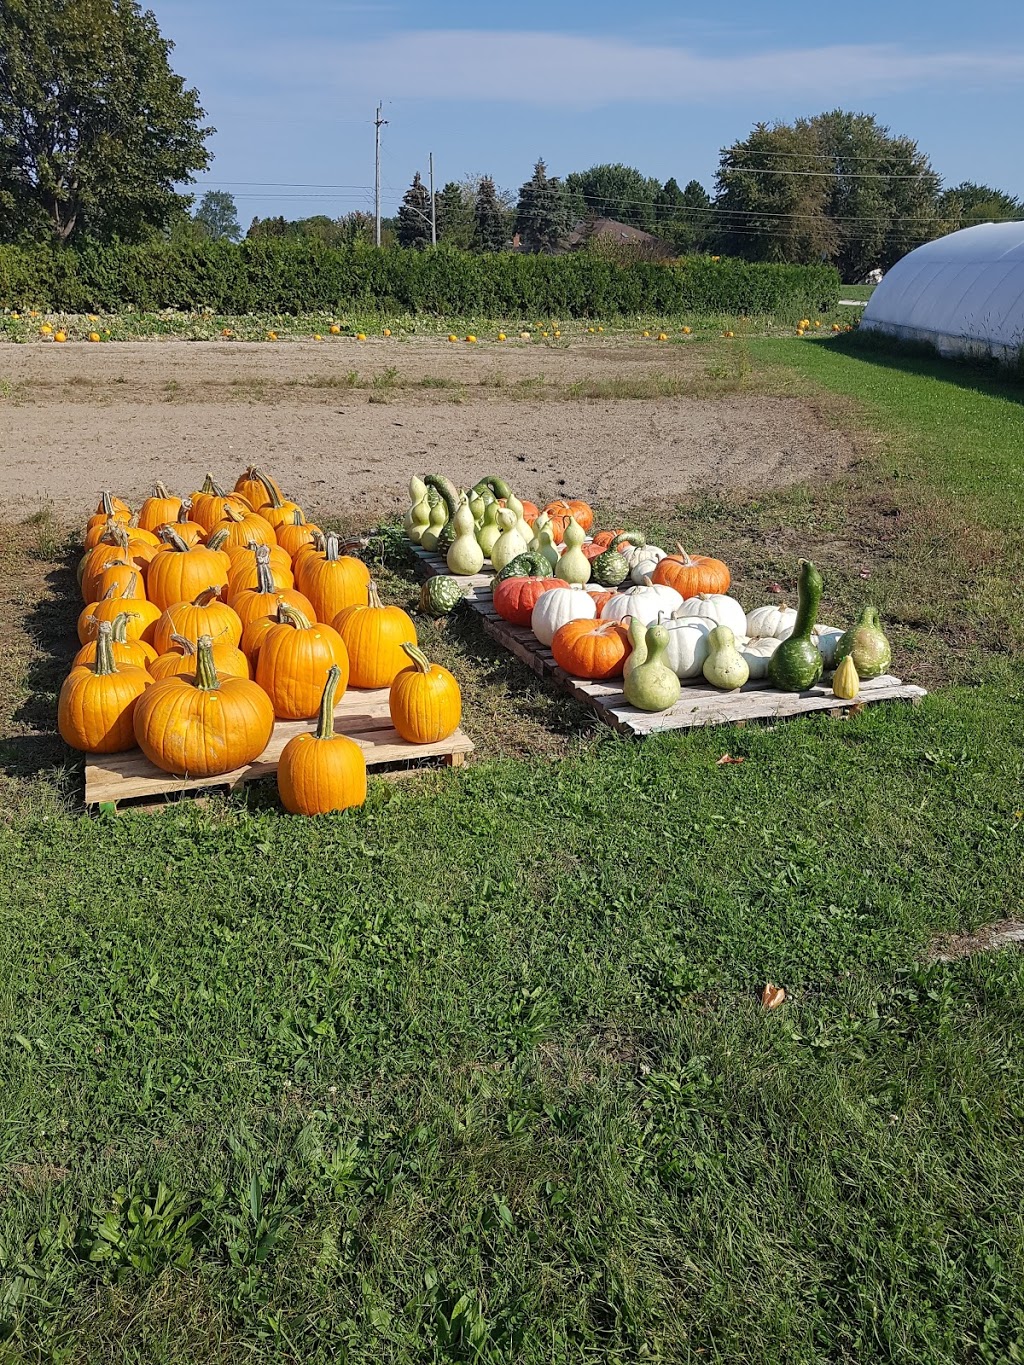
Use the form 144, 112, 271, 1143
3, 338, 1024, 1361
838, 284, 876, 302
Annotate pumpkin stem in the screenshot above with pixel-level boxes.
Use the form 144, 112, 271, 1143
323, 532, 340, 563
179, 498, 194, 520
206, 529, 229, 552
289, 508, 305, 527
200, 472, 217, 494
255, 469, 284, 509
365, 580, 384, 610
110, 611, 139, 644
99, 490, 115, 517
277, 602, 313, 630
253, 543, 275, 595
673, 544, 694, 565
154, 480, 170, 498
169, 633, 198, 656
400, 642, 432, 674
221, 504, 245, 524
315, 665, 342, 740
119, 572, 140, 599
91, 621, 118, 676
193, 635, 221, 690
159, 527, 191, 553
192, 586, 222, 607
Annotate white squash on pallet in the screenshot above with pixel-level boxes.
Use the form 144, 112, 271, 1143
531, 585, 596, 646
661, 615, 714, 679
813, 625, 844, 668
675, 592, 747, 638
627, 543, 667, 584
740, 636, 781, 680
745, 603, 797, 640
600, 579, 683, 626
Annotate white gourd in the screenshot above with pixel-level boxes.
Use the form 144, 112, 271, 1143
600, 578, 683, 627
446, 495, 485, 576
702, 625, 750, 690
529, 514, 561, 573
745, 602, 797, 640
740, 635, 781, 680
813, 625, 844, 668
676, 593, 747, 638
531, 585, 596, 646
627, 543, 667, 584
476, 501, 501, 557
661, 615, 714, 679
489, 508, 529, 573
557, 517, 591, 585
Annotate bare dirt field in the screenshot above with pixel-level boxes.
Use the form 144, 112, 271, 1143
0, 338, 855, 519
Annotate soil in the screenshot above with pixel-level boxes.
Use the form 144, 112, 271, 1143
0, 339, 855, 519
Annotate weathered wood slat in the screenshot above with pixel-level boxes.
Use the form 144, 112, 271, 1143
408, 542, 928, 736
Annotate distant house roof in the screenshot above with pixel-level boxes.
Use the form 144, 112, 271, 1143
561, 217, 676, 259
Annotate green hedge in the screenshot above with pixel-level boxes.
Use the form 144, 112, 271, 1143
0, 241, 840, 317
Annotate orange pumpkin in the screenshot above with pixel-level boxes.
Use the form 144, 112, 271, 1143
275, 509, 323, 561
388, 644, 461, 743
543, 501, 574, 544
94, 559, 148, 603
149, 634, 251, 681
297, 533, 370, 624
81, 526, 160, 600
189, 475, 253, 533
226, 544, 295, 602
589, 528, 627, 550
493, 576, 568, 627
255, 603, 349, 720
78, 578, 161, 644
153, 587, 243, 654
137, 482, 183, 533
332, 580, 417, 689
519, 499, 540, 526
235, 465, 284, 511
58, 621, 152, 753
230, 545, 316, 632
276, 665, 366, 815
146, 529, 230, 612
552, 619, 631, 679
157, 504, 207, 547
207, 502, 277, 551
652, 544, 731, 598
567, 499, 594, 532
84, 509, 131, 547
133, 635, 274, 777
251, 471, 304, 531
91, 491, 132, 520
71, 611, 158, 671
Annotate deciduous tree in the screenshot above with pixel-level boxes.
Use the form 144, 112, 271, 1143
194, 190, 240, 242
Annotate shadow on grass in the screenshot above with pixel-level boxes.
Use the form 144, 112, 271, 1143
815, 332, 1024, 407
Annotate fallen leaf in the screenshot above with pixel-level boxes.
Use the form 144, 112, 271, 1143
858, 568, 871, 579
847, 702, 865, 717
768, 582, 782, 594
761, 983, 786, 1010
717, 753, 745, 766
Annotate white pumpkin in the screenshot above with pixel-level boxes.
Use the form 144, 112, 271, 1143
745, 603, 797, 640
531, 585, 596, 646
740, 635, 781, 680
627, 543, 666, 584
600, 581, 684, 627
662, 616, 714, 680
675, 593, 747, 638
813, 624, 844, 668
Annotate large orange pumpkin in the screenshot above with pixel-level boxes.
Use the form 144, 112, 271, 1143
388, 644, 461, 743
652, 544, 731, 598
137, 482, 183, 533
207, 502, 277, 551
297, 533, 370, 624
235, 465, 284, 511
146, 529, 230, 612
251, 471, 304, 531
188, 476, 254, 533
226, 544, 295, 601
59, 621, 152, 753
94, 559, 148, 603
153, 587, 242, 654
276, 665, 367, 815
552, 618, 631, 679
332, 581, 417, 689
255, 604, 349, 720
567, 499, 594, 532
133, 635, 274, 777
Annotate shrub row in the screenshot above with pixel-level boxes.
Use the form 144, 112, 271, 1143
0, 241, 840, 318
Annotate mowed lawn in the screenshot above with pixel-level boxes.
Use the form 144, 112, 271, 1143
2, 339, 1024, 1363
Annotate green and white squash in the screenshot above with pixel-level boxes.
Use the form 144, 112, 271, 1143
623, 620, 681, 712
591, 533, 642, 587
702, 625, 750, 690
419, 576, 466, 616
446, 494, 485, 576
490, 508, 529, 573
767, 560, 824, 692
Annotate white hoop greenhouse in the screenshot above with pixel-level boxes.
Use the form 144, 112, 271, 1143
860, 222, 1024, 364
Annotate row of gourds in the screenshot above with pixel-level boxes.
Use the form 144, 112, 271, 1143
404, 475, 892, 713
59, 470, 462, 814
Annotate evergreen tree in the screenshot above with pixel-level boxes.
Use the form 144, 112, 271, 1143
515, 159, 570, 253
194, 190, 241, 241
436, 181, 473, 250
472, 176, 506, 252
396, 172, 432, 249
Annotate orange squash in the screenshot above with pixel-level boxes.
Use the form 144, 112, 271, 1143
255, 603, 349, 720
652, 544, 731, 598
276, 665, 366, 815
71, 611, 157, 671
551, 618, 631, 679
146, 528, 230, 612
78, 577, 161, 644
152, 587, 243, 654
137, 482, 183, 533
388, 644, 461, 743
332, 580, 417, 689
59, 621, 152, 753
296, 533, 370, 624
230, 545, 315, 632
207, 502, 277, 551
149, 634, 251, 681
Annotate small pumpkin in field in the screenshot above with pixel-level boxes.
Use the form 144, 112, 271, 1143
275, 509, 323, 560
146, 528, 230, 612
277, 665, 366, 815
159, 503, 207, 547
223, 540, 293, 593
153, 587, 243, 654
389, 643, 461, 743
134, 634, 274, 777
81, 526, 160, 600
137, 482, 182, 533
333, 581, 417, 689
149, 634, 251, 682
297, 533, 371, 623
59, 621, 152, 753
94, 558, 148, 603
255, 603, 349, 720
91, 490, 132, 521
552, 618, 632, 679
652, 544, 730, 598
72, 611, 157, 671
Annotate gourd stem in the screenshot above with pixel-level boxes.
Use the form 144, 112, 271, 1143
253, 544, 274, 595
255, 469, 284, 509
193, 586, 222, 607
277, 602, 312, 630
110, 611, 138, 644
207, 529, 229, 552
92, 622, 117, 676
315, 665, 342, 740
160, 527, 191, 553
400, 642, 431, 674
324, 533, 340, 563
193, 635, 221, 691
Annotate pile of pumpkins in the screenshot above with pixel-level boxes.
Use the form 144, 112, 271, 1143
60, 470, 462, 814
405, 473, 892, 713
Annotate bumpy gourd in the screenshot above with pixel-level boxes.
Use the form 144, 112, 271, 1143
419, 576, 466, 616
832, 654, 860, 700
623, 621, 681, 712
557, 517, 591, 585
476, 500, 502, 557
492, 552, 551, 584
423, 474, 460, 552
592, 533, 642, 587
767, 560, 824, 692
446, 495, 486, 576
833, 606, 891, 680
528, 514, 560, 573
702, 625, 750, 690
490, 509, 529, 573
405, 476, 430, 543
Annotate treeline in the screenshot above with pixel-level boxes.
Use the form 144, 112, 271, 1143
0, 238, 839, 318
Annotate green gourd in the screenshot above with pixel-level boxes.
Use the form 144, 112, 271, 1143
591, 532, 643, 587
833, 606, 891, 680
702, 625, 750, 690
529, 514, 561, 573
767, 559, 824, 692
473, 475, 511, 500
419, 497, 448, 552
557, 516, 591, 585
476, 500, 502, 557
492, 552, 552, 584
404, 476, 429, 541
622, 614, 647, 682
490, 508, 529, 573
420, 576, 466, 615
505, 492, 533, 545
623, 621, 682, 712
424, 474, 460, 553
446, 495, 486, 576
468, 489, 485, 524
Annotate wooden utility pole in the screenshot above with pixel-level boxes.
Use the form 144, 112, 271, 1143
374, 102, 388, 247
429, 151, 436, 246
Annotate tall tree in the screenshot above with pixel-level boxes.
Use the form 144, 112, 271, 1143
515, 159, 570, 253
396, 172, 432, 249
194, 190, 241, 241
657, 177, 713, 254
435, 180, 473, 250
472, 176, 505, 252
939, 182, 1021, 231
565, 163, 662, 230
0, 0, 211, 244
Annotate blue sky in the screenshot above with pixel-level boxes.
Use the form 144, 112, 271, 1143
158, 0, 1024, 225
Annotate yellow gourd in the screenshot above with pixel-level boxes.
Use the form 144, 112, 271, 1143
832, 655, 860, 700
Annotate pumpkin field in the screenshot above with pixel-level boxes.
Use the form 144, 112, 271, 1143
2, 331, 1024, 1360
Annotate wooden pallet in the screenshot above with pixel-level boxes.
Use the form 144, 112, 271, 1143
85, 684, 473, 810
410, 544, 927, 736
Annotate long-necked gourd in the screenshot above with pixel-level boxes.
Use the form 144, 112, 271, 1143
473, 475, 511, 500
419, 496, 448, 552
623, 615, 647, 682
490, 508, 529, 573
505, 492, 533, 545
529, 513, 560, 573
702, 625, 750, 690
623, 620, 681, 712
423, 474, 460, 553
767, 559, 824, 692
404, 476, 429, 541
557, 516, 591, 584
476, 500, 502, 557
446, 494, 486, 575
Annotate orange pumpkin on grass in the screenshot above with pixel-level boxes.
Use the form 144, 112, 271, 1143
652, 545, 731, 597
276, 665, 366, 815
388, 644, 461, 743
